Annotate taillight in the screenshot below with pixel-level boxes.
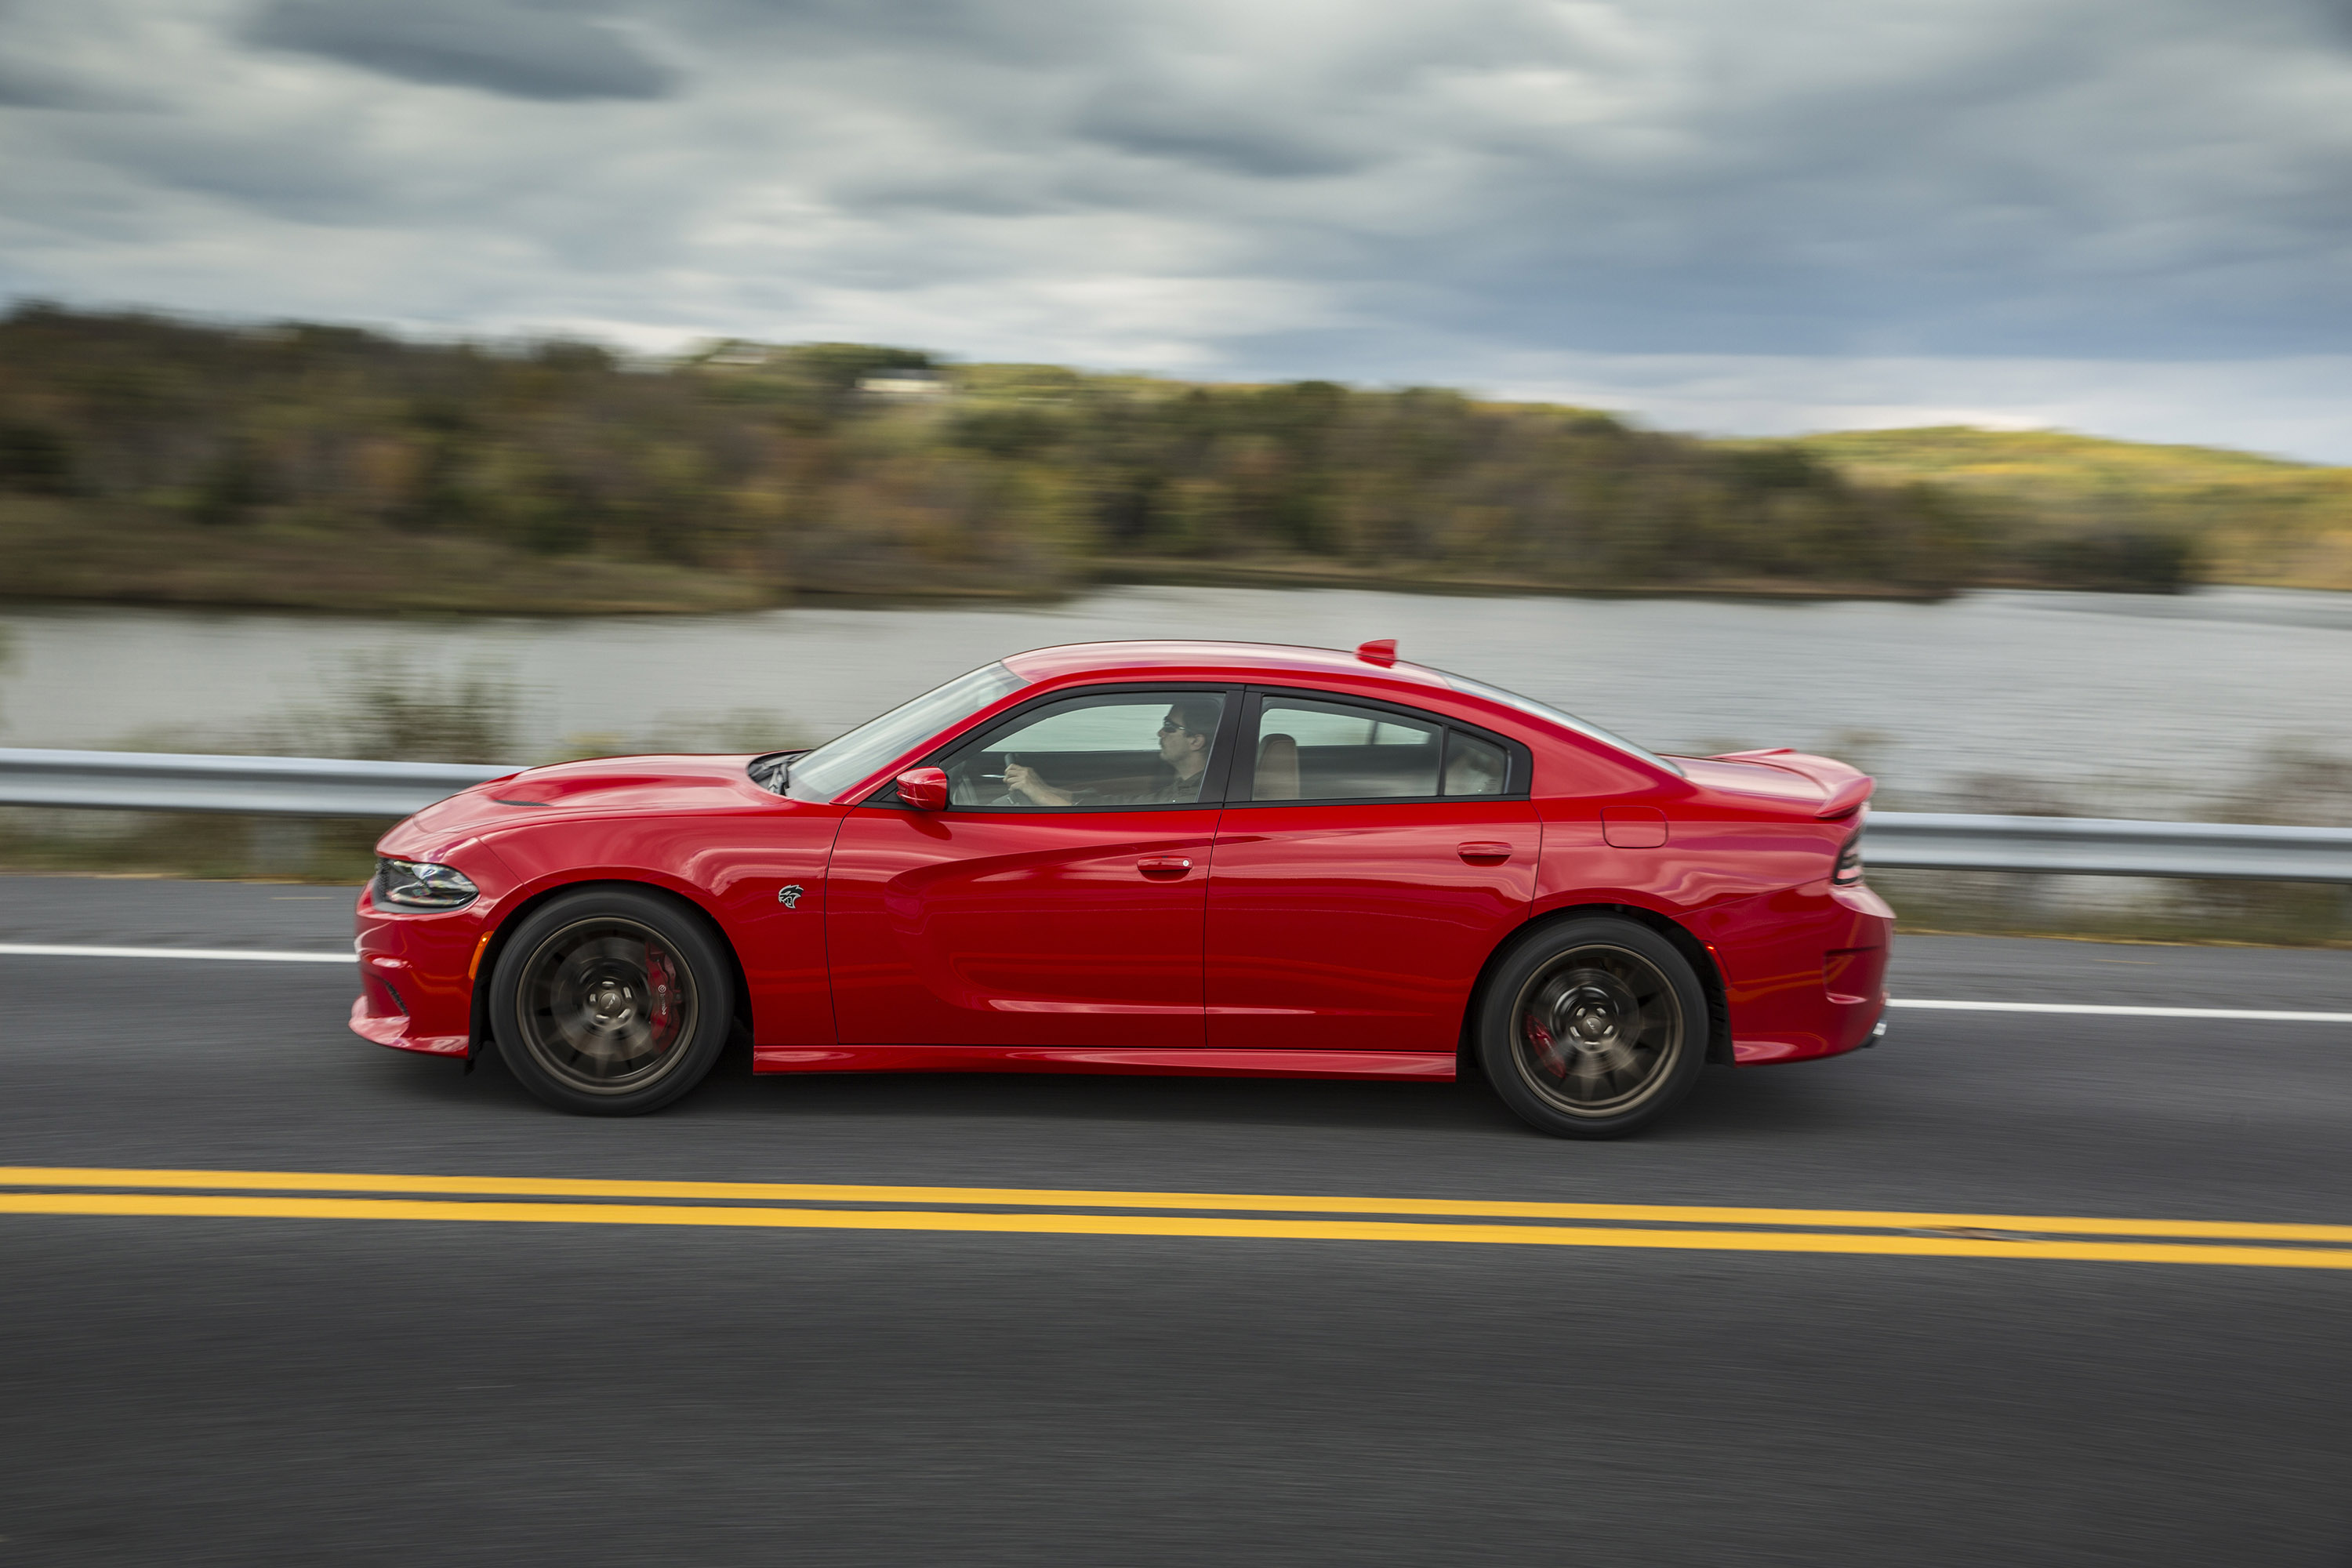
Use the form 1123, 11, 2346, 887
1832, 828, 1864, 885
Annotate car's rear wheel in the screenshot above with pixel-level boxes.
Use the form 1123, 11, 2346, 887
1475, 916, 1708, 1138
488, 887, 733, 1116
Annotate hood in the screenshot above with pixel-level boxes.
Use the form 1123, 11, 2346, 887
396, 753, 768, 837
1670, 749, 1875, 819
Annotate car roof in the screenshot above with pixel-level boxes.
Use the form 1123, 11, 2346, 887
1003, 640, 1457, 695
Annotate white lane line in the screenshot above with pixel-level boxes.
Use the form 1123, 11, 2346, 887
1893, 999, 2352, 1023
0, 943, 353, 964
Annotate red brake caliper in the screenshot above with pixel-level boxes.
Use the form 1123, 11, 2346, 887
645, 942, 674, 1046
1523, 1016, 1565, 1078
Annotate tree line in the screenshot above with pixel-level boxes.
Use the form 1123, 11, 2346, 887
0, 303, 2198, 609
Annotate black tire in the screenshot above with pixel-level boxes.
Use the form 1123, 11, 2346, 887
1475, 916, 1708, 1139
488, 887, 735, 1116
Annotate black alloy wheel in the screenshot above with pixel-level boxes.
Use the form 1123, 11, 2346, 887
1475, 916, 1709, 1138
488, 887, 735, 1116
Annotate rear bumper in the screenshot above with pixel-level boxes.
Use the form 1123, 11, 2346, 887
1725, 881, 1896, 1065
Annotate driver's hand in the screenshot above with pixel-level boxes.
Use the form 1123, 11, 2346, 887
1002, 763, 1070, 806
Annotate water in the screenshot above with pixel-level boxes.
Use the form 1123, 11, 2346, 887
1, 586, 2346, 819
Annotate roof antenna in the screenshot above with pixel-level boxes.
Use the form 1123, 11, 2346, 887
1355, 638, 1398, 666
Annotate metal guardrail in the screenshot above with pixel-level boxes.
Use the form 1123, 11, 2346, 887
1865, 811, 2352, 884
0, 749, 514, 819
1, 748, 2347, 883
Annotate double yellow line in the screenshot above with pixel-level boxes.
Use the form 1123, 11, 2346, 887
3, 1166, 2349, 1269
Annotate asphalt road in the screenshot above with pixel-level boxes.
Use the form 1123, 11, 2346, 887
2, 874, 2349, 1566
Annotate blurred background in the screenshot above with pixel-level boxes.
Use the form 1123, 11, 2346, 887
8, 10, 2352, 1566
0, 0, 2347, 938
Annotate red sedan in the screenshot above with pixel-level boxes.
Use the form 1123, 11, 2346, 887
353, 640, 1892, 1138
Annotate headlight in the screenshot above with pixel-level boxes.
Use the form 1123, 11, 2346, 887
374, 857, 481, 910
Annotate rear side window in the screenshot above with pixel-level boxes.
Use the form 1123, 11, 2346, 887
1250, 696, 1443, 800
1432, 667, 1684, 777
1442, 731, 1509, 797
1243, 694, 1521, 803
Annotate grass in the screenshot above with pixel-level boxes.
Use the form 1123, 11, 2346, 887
1870, 869, 2352, 949
0, 810, 383, 884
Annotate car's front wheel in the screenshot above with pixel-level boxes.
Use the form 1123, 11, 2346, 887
1475, 916, 1708, 1138
488, 887, 734, 1116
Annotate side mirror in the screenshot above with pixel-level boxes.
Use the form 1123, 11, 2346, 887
895, 766, 949, 811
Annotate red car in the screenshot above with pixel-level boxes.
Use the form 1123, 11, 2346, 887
353, 640, 1892, 1138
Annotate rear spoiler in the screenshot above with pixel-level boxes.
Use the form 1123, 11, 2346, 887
1813, 776, 1875, 821
1711, 748, 1875, 820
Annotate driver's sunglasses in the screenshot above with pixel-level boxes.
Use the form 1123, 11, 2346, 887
1157, 719, 1192, 735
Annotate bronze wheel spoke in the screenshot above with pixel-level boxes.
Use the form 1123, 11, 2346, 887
517, 916, 700, 1096
1508, 942, 1686, 1119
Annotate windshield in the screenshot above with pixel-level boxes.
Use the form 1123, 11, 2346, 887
1432, 669, 1686, 778
786, 662, 1029, 802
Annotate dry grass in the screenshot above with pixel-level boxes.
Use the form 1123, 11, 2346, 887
0, 498, 770, 615
1876, 869, 2352, 949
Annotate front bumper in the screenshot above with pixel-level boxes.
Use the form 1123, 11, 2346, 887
350, 886, 486, 1057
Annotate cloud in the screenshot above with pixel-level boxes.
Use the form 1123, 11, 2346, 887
1068, 95, 1381, 180
0, 60, 93, 108
1459, 348, 2352, 463
247, 0, 677, 100
0, 0, 2348, 456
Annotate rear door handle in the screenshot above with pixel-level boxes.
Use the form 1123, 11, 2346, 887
1457, 841, 1513, 864
1137, 856, 1194, 877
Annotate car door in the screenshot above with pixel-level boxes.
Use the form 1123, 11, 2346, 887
826, 685, 1239, 1049
1204, 689, 1540, 1054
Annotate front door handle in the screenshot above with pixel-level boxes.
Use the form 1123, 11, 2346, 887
1457, 841, 1513, 865
1136, 856, 1194, 877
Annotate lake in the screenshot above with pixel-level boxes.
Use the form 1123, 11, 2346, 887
2, 585, 2347, 821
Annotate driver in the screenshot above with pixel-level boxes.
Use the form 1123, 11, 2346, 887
1001, 698, 1219, 807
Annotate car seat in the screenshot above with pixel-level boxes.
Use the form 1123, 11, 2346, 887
1254, 732, 1300, 800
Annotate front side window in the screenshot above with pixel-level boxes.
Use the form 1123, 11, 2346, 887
787, 662, 1028, 802
943, 690, 1228, 810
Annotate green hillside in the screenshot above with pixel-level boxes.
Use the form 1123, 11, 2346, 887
1774, 426, 2352, 590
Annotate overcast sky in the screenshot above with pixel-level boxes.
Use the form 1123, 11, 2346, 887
3, 0, 2348, 457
